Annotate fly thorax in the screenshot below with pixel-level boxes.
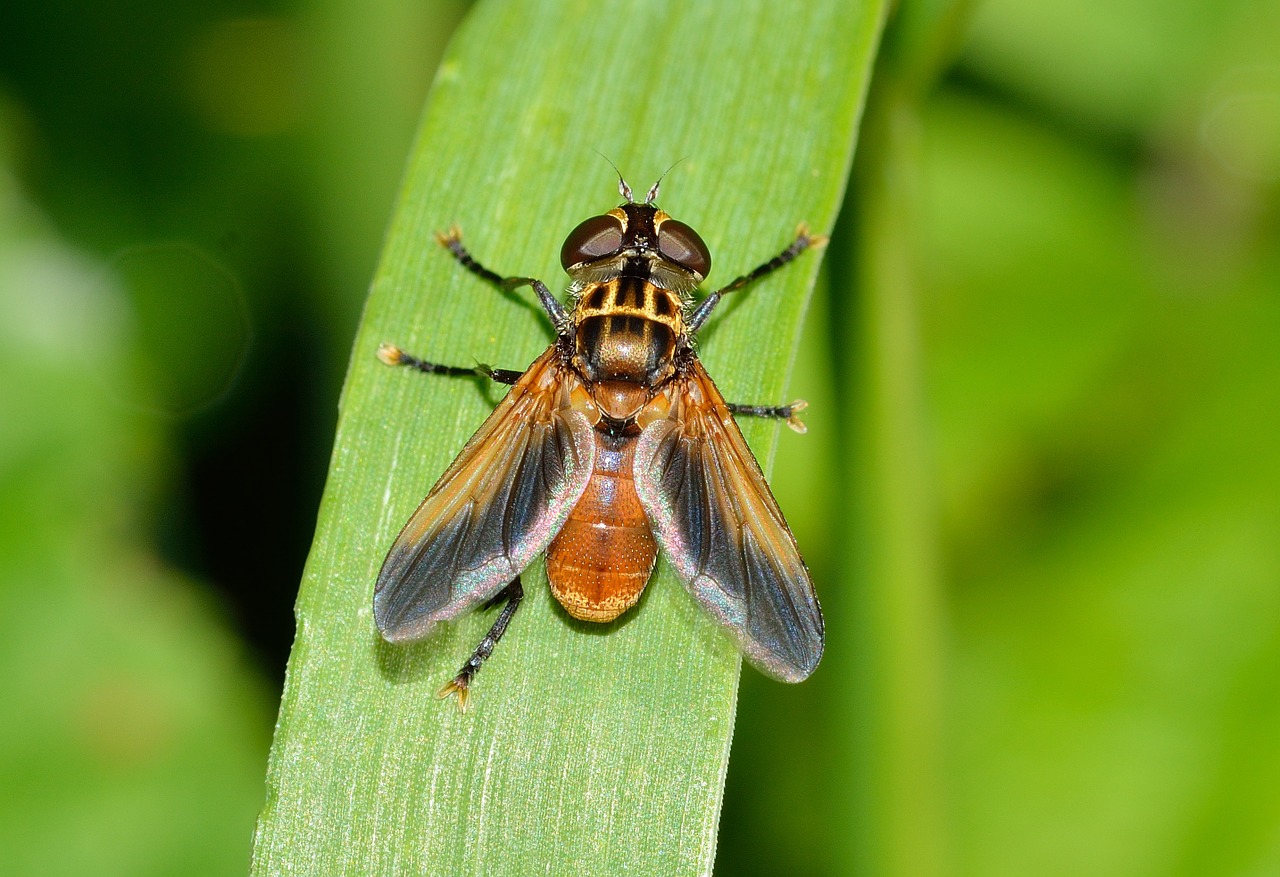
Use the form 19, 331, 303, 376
574, 313, 676, 387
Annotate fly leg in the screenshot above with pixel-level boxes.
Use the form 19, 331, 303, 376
436, 227, 569, 330
376, 343, 523, 386
686, 224, 828, 332
727, 399, 810, 434
438, 577, 525, 712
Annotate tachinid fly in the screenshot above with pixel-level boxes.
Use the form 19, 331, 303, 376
374, 173, 826, 709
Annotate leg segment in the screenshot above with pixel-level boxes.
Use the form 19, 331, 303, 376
687, 224, 828, 332
438, 576, 525, 712
727, 399, 809, 434
377, 343, 522, 386
436, 227, 569, 329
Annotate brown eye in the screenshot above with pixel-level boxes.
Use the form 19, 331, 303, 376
657, 219, 711, 278
560, 214, 624, 270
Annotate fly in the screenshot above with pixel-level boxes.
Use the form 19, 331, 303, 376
374, 173, 826, 709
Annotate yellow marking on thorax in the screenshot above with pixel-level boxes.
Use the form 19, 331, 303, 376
573, 279, 685, 335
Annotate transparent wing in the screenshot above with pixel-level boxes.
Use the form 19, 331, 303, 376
633, 360, 824, 681
374, 347, 595, 642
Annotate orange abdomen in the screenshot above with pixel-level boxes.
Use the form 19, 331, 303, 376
546, 431, 657, 622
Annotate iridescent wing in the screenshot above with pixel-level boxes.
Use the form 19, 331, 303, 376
633, 360, 824, 681
374, 347, 596, 642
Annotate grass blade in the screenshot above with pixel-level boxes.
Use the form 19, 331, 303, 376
252, 2, 884, 874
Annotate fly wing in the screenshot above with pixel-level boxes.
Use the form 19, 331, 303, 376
374, 347, 595, 643
634, 360, 824, 681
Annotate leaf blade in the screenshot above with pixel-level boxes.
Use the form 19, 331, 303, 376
253, 2, 884, 874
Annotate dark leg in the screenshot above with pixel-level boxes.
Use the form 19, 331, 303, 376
687, 224, 828, 332
438, 577, 525, 712
436, 227, 569, 329
377, 343, 523, 386
727, 399, 809, 434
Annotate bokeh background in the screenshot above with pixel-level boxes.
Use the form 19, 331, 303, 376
1, 1, 1277, 875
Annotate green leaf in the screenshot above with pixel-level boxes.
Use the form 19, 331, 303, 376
252, 2, 885, 875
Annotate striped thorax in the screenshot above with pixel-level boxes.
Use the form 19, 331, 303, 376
563, 203, 709, 422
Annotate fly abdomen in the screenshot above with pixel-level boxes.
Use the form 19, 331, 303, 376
546, 432, 657, 622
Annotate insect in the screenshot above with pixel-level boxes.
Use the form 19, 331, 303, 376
374, 173, 826, 709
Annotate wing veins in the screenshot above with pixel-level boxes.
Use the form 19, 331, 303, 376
374, 348, 595, 643
633, 360, 824, 681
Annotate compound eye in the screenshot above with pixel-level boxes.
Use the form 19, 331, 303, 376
657, 219, 711, 278
561, 214, 624, 270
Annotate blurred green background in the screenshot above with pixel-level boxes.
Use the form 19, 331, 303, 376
1, 1, 1277, 875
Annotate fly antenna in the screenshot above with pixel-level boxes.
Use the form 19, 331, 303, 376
593, 149, 633, 203
645, 157, 687, 204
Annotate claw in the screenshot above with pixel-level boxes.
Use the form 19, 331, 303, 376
435, 225, 463, 248
785, 399, 809, 434
437, 676, 472, 713
377, 343, 405, 366
795, 223, 829, 249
